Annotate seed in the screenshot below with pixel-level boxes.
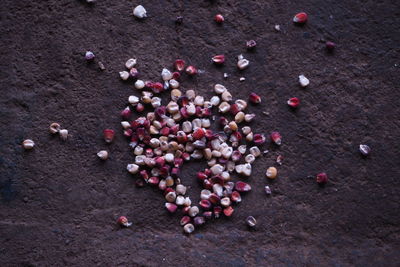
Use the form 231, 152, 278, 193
316, 172, 328, 184
171, 89, 182, 101
359, 144, 371, 156
200, 189, 212, 200
220, 197, 231, 207
22, 139, 35, 150
119, 71, 130, 80
133, 5, 147, 19
231, 191, 242, 203
214, 14, 224, 23
117, 216, 132, 227
223, 206, 234, 217
235, 112, 245, 123
203, 211, 213, 220
212, 54, 225, 64
194, 216, 206, 226
244, 113, 256, 122
180, 216, 191, 226
125, 58, 137, 69
127, 163, 139, 174
85, 51, 95, 61
266, 167, 277, 179
214, 84, 227, 94
169, 79, 180, 89
299, 74, 310, 87
184, 197, 192, 206
276, 155, 284, 165
246, 132, 253, 142
161, 68, 173, 81
287, 97, 300, 108
202, 118, 211, 128
165, 203, 178, 213
246, 216, 257, 227
246, 40, 257, 50
235, 181, 251, 192
151, 97, 162, 108
253, 134, 266, 145
97, 150, 108, 160
228, 121, 238, 131
219, 102, 231, 113
183, 223, 195, 234
249, 92, 261, 104
148, 176, 160, 185
59, 129, 68, 140
185, 65, 197, 75
249, 146, 260, 157
293, 12, 308, 24
238, 145, 247, 154
103, 129, 115, 143
128, 95, 139, 105
188, 206, 200, 217
194, 95, 204, 106
245, 154, 255, 163
224, 73, 229, 79
270, 132, 282, 145
265, 186, 272, 195
174, 59, 185, 71
274, 24, 281, 31
210, 164, 224, 175
214, 206, 222, 218
165, 191, 177, 202
199, 199, 212, 210
237, 55, 250, 70
326, 41, 336, 51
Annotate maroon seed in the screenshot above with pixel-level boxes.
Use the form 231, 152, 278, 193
214, 14, 224, 23
316, 172, 328, 184
103, 129, 115, 143
174, 59, 185, 72
270, 131, 282, 145
165, 203, 178, 213
180, 216, 191, 226
212, 54, 225, 64
249, 92, 261, 104
235, 181, 251, 192
185, 65, 197, 76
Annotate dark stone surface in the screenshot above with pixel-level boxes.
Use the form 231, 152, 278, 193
0, 0, 399, 265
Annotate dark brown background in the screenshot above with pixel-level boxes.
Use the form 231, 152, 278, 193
1, 0, 399, 266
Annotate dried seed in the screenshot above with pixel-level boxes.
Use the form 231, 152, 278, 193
270, 132, 282, 145
238, 145, 247, 154
246, 40, 257, 50
293, 12, 308, 24
274, 24, 281, 31
223, 206, 234, 217
299, 74, 310, 87
253, 134, 266, 145
49, 122, 61, 134
316, 172, 328, 184
161, 68, 173, 81
214, 14, 224, 23
128, 95, 140, 105
249, 92, 261, 104
210, 164, 224, 175
180, 216, 191, 226
246, 216, 257, 227
214, 84, 227, 94
326, 41, 336, 51
97, 150, 108, 160
212, 54, 225, 64
59, 129, 68, 140
85, 51, 95, 61
231, 191, 241, 203
245, 154, 255, 163
235, 181, 251, 192
185, 65, 197, 75
133, 5, 147, 19
165, 203, 178, 213
174, 59, 185, 71
276, 155, 284, 165
237, 54, 250, 70
183, 223, 195, 234
265, 186, 272, 195
103, 129, 115, 143
218, 102, 231, 113
287, 97, 300, 108
266, 167, 277, 179
244, 113, 256, 122
359, 144, 371, 156
117, 216, 132, 227
235, 112, 245, 123
22, 139, 35, 150
165, 191, 177, 202
188, 206, 200, 217
125, 58, 137, 69
249, 146, 261, 157
194, 216, 206, 226
119, 71, 130, 81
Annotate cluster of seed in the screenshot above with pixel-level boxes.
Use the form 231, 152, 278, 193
118, 57, 278, 233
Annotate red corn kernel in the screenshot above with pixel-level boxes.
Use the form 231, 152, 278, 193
170, 125, 179, 135
203, 179, 213, 190
182, 206, 190, 214
270, 131, 282, 145
117, 216, 132, 227
253, 134, 266, 145
193, 128, 205, 140
172, 71, 181, 80
182, 152, 191, 161
205, 129, 214, 140
212, 54, 225, 64
199, 199, 212, 210
204, 169, 212, 177
185, 65, 197, 76
155, 156, 165, 167
202, 108, 212, 117
129, 68, 139, 79
148, 176, 160, 185
208, 193, 221, 205
151, 82, 164, 94
235, 181, 252, 192
214, 14, 224, 23
210, 175, 224, 185
160, 127, 170, 136
316, 172, 328, 184
287, 97, 300, 108
231, 131, 242, 142
174, 59, 185, 72
249, 92, 261, 104
213, 206, 222, 218
165, 203, 178, 213
293, 12, 308, 24
223, 206, 234, 217
164, 187, 175, 195
174, 158, 183, 167
160, 166, 170, 178
121, 107, 131, 119
103, 129, 115, 143
140, 170, 149, 181
171, 167, 180, 178
230, 104, 240, 115
135, 103, 145, 112
124, 129, 133, 137
180, 215, 191, 226
197, 171, 208, 181
231, 191, 242, 203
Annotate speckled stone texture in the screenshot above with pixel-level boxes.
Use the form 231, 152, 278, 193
0, 0, 399, 266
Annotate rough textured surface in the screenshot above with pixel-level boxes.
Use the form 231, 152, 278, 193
1, 0, 399, 266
